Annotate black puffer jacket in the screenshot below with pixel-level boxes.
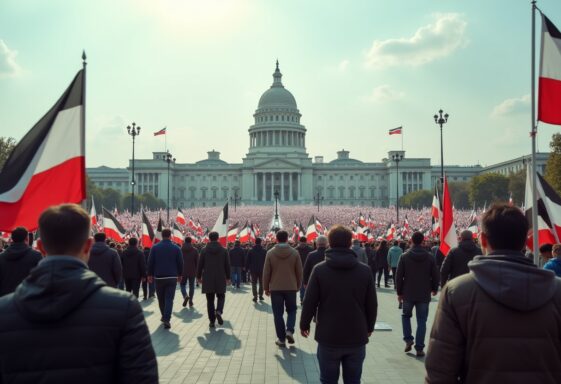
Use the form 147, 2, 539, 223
0, 243, 42, 296
0, 256, 158, 383
88, 242, 122, 288
396, 245, 440, 303
121, 246, 146, 280
440, 240, 482, 287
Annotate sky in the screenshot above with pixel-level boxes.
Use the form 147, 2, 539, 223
1, 0, 560, 169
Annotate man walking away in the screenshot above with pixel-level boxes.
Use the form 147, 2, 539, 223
197, 231, 231, 328
387, 240, 402, 287
351, 239, 368, 264
296, 236, 313, 304
88, 232, 122, 288
396, 231, 439, 357
426, 204, 561, 383
263, 230, 303, 347
246, 237, 267, 302
0, 227, 42, 296
121, 237, 146, 298
301, 225, 377, 384
440, 230, 482, 288
375, 240, 390, 288
229, 240, 245, 289
180, 237, 199, 308
544, 244, 561, 277
0, 204, 157, 383
303, 235, 328, 287
148, 229, 183, 329
431, 241, 444, 270
141, 247, 155, 300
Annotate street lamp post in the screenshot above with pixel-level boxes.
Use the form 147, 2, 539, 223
434, 109, 449, 183
127, 123, 140, 215
163, 152, 175, 223
230, 190, 241, 211
273, 190, 280, 231
313, 190, 323, 212
392, 153, 404, 223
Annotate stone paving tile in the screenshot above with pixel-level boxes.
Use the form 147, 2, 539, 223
144, 283, 438, 383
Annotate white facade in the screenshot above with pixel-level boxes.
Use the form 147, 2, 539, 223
87, 62, 549, 208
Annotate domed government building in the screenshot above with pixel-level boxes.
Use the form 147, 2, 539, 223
88, 62, 549, 208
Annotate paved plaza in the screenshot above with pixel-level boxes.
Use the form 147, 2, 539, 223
144, 283, 438, 384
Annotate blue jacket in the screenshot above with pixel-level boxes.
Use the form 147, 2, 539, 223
148, 239, 183, 278
544, 257, 561, 277
387, 246, 403, 268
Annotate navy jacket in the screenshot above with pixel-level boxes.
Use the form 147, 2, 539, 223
148, 239, 183, 278
246, 244, 267, 275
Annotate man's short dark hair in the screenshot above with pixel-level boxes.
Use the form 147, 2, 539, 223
184, 236, 192, 244
393, 240, 399, 246
11, 227, 28, 243
161, 229, 171, 239
481, 203, 529, 251
411, 231, 424, 245
209, 231, 219, 241
276, 231, 289, 243
39, 204, 90, 255
94, 232, 106, 242
235, 240, 240, 246
540, 243, 553, 254
128, 238, 138, 247
299, 236, 307, 243
255, 237, 262, 245
328, 225, 352, 248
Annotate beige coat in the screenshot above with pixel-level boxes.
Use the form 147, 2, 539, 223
263, 243, 303, 292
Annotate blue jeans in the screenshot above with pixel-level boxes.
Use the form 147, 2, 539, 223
317, 344, 365, 384
155, 278, 177, 322
231, 267, 242, 287
402, 301, 429, 351
180, 276, 195, 301
271, 291, 297, 342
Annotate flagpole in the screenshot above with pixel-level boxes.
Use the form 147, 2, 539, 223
81, 51, 87, 211
530, 1, 539, 264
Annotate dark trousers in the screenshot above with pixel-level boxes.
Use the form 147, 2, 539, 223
124, 278, 141, 298
142, 279, 155, 298
206, 293, 225, 323
271, 291, 297, 342
402, 301, 429, 351
180, 276, 195, 302
377, 266, 389, 285
155, 278, 177, 322
317, 344, 366, 384
391, 267, 397, 285
251, 272, 263, 298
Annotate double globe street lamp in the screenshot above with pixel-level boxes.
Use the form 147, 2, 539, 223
127, 123, 140, 215
434, 109, 449, 183
163, 152, 175, 223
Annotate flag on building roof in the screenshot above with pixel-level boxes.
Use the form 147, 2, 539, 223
153, 127, 167, 136
103, 207, 126, 243
538, 14, 561, 125
0, 69, 86, 232
388, 127, 402, 135
211, 202, 229, 246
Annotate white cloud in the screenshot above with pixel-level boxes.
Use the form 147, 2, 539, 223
338, 59, 350, 72
367, 85, 405, 102
0, 39, 21, 78
364, 13, 467, 69
491, 94, 530, 117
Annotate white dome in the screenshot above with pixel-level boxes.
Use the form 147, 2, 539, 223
257, 61, 298, 110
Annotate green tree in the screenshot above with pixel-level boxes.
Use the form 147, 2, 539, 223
399, 189, 432, 208
122, 193, 143, 213
141, 192, 166, 210
0, 137, 16, 170
469, 173, 509, 206
545, 133, 561, 194
508, 169, 526, 206
449, 182, 470, 209
100, 188, 122, 212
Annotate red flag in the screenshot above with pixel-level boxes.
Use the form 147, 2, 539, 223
176, 208, 186, 225
102, 207, 126, 243
306, 216, 318, 243
439, 177, 458, 256
538, 14, 561, 124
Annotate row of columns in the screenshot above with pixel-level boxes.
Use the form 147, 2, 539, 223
249, 130, 305, 148
253, 172, 301, 201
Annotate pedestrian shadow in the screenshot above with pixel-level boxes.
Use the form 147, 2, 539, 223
173, 308, 203, 323
229, 285, 250, 294
197, 328, 242, 356
142, 309, 155, 317
253, 302, 271, 313
275, 347, 317, 383
152, 328, 180, 356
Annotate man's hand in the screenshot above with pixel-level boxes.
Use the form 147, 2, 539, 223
226, 279, 231, 285
265, 290, 270, 297
368, 332, 372, 337
177, 276, 182, 283
197, 278, 202, 285
147, 276, 153, 284
300, 329, 310, 338
431, 291, 437, 297
397, 295, 404, 303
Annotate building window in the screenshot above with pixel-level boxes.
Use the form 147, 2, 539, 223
350, 176, 353, 181
213, 176, 217, 181
329, 175, 333, 181
318, 176, 322, 181
212, 190, 217, 199
340, 176, 343, 181
202, 189, 207, 199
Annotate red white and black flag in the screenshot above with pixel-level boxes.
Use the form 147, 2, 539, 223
0, 70, 86, 231
211, 202, 229, 246
141, 210, 155, 248
539, 14, 561, 125
306, 216, 318, 243
172, 223, 184, 245
439, 177, 458, 256
525, 169, 558, 246
103, 207, 126, 243
431, 185, 441, 236
176, 208, 186, 226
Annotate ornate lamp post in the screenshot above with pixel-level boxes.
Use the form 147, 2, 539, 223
391, 153, 404, 223
433, 109, 449, 183
127, 122, 140, 215
313, 190, 324, 212
273, 190, 280, 231
230, 190, 241, 212
163, 152, 175, 223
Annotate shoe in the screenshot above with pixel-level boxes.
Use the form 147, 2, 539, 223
163, 321, 171, 329
252, 297, 257, 303
416, 350, 425, 357
189, 301, 194, 308
275, 339, 286, 348
377, 283, 380, 288
286, 331, 295, 344
182, 295, 189, 308
209, 322, 215, 328
404, 341, 414, 352
216, 312, 224, 325
259, 296, 264, 301
160, 317, 164, 323
143, 296, 147, 301
385, 284, 391, 288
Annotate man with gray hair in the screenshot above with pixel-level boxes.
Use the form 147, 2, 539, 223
440, 229, 482, 288
351, 239, 368, 265
303, 235, 328, 287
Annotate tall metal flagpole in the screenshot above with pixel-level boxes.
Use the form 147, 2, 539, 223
81, 51, 87, 211
531, 0, 539, 264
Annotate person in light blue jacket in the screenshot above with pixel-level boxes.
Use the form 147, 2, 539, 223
387, 240, 403, 288
544, 244, 561, 277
